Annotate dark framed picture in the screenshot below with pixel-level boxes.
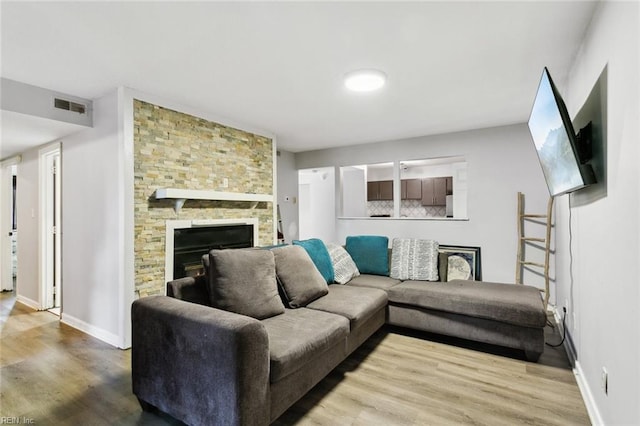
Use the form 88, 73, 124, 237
438, 245, 482, 281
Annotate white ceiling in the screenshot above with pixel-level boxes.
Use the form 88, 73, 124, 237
1, 1, 598, 157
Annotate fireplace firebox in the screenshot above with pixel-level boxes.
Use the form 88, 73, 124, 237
173, 224, 253, 279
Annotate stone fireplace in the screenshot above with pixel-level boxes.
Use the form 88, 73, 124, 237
164, 218, 258, 284
134, 99, 274, 297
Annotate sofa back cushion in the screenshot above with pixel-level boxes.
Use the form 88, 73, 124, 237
292, 238, 335, 283
390, 238, 440, 281
345, 235, 389, 276
325, 243, 360, 284
271, 245, 329, 308
208, 248, 285, 319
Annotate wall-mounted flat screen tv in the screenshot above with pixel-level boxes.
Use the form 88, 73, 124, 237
528, 67, 595, 197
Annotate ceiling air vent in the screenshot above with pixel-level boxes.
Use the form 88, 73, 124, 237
54, 98, 86, 114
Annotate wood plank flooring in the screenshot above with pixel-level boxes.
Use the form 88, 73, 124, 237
1, 292, 590, 425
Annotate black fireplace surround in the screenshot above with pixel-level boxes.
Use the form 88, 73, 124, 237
173, 224, 253, 279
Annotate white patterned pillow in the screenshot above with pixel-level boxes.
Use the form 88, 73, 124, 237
325, 243, 360, 284
390, 238, 439, 281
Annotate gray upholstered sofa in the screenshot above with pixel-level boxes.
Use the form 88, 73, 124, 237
345, 274, 546, 361
131, 240, 546, 426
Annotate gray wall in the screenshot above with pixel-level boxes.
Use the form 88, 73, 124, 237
1, 78, 93, 128
61, 89, 125, 347
557, 2, 639, 424
295, 123, 550, 288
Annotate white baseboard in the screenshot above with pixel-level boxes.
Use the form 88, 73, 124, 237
574, 361, 605, 426
61, 313, 122, 348
551, 305, 604, 426
13, 295, 124, 349
16, 294, 41, 310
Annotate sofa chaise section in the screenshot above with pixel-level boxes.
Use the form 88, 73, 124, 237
387, 279, 547, 361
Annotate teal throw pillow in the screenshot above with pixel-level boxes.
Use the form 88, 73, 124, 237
345, 235, 389, 276
292, 238, 335, 283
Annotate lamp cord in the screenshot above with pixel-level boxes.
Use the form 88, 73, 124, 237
548, 196, 572, 349
546, 307, 567, 347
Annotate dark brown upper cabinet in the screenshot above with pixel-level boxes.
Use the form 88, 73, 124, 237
367, 180, 393, 201
401, 179, 422, 200
421, 177, 452, 206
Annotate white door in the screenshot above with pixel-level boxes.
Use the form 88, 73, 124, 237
40, 145, 61, 311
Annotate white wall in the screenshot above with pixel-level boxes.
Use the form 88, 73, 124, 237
15, 147, 41, 308
61, 89, 127, 347
557, 2, 639, 424
401, 163, 453, 179
298, 167, 336, 242
296, 123, 550, 289
341, 166, 367, 217
367, 164, 393, 181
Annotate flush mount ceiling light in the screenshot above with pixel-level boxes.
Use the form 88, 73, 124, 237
344, 69, 387, 92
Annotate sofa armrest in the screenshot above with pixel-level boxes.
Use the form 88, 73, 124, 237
166, 275, 210, 306
132, 296, 270, 426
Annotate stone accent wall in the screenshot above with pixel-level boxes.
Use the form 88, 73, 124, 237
134, 99, 274, 297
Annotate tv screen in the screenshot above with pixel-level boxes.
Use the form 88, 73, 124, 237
528, 67, 595, 196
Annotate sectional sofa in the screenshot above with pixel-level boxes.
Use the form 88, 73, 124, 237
131, 237, 546, 426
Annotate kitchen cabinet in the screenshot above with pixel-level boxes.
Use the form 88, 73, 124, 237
421, 177, 453, 206
401, 179, 422, 200
367, 180, 393, 201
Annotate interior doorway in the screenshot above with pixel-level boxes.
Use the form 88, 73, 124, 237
297, 167, 336, 242
40, 144, 61, 314
1, 158, 20, 293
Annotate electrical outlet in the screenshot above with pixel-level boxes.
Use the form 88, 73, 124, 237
601, 367, 608, 395
222, 178, 229, 188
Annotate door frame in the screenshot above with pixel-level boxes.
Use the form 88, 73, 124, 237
39, 143, 61, 310
0, 156, 21, 292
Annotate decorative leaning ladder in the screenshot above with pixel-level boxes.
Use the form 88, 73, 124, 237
515, 192, 554, 311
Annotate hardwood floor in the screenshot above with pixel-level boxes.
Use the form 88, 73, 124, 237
1, 292, 590, 425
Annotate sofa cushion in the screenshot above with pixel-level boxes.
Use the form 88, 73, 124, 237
293, 238, 335, 283
345, 235, 389, 276
261, 308, 349, 382
271, 245, 329, 308
208, 249, 285, 320
345, 274, 402, 291
325, 243, 360, 284
388, 279, 546, 328
390, 238, 439, 281
306, 285, 387, 330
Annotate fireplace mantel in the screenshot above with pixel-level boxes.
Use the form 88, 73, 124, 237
155, 188, 273, 213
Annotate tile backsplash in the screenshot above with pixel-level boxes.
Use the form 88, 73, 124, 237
367, 200, 446, 218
